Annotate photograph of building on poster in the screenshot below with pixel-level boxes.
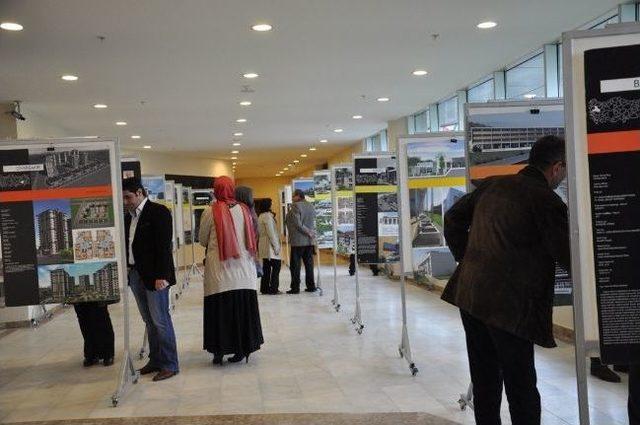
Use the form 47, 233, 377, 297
407, 140, 465, 178
182, 187, 192, 244
142, 176, 166, 201
29, 148, 111, 189
334, 166, 354, 255
293, 180, 314, 202
409, 187, 465, 248
71, 197, 115, 229
315, 198, 333, 247
33, 199, 74, 265
38, 261, 119, 304
335, 168, 353, 191
355, 158, 397, 186
314, 173, 330, 195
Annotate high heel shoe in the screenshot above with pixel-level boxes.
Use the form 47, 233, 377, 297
212, 354, 223, 365
227, 353, 250, 363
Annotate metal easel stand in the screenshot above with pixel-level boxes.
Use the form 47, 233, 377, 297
350, 260, 364, 334
181, 238, 190, 289
112, 286, 140, 407
398, 272, 419, 376
458, 382, 474, 410
315, 246, 323, 296
188, 237, 203, 279
331, 248, 340, 312
30, 301, 53, 327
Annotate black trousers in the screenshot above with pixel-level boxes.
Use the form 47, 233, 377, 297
73, 302, 115, 360
289, 245, 315, 292
348, 254, 355, 275
260, 258, 281, 294
460, 310, 540, 425
631, 363, 640, 425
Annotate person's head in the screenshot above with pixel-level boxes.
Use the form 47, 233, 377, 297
213, 176, 235, 202
122, 178, 147, 212
528, 135, 566, 189
235, 186, 254, 209
293, 189, 305, 202
257, 198, 272, 215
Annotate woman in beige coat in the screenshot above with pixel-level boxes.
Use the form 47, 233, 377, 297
257, 198, 281, 294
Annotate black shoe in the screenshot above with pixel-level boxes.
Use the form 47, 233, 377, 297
227, 353, 249, 363
591, 364, 621, 383
613, 365, 629, 373
212, 354, 223, 365
270, 290, 282, 295
103, 357, 114, 367
286, 290, 299, 294
83, 357, 99, 367
139, 363, 161, 375
305, 288, 317, 293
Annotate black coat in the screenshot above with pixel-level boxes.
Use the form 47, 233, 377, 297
125, 200, 177, 291
441, 166, 570, 348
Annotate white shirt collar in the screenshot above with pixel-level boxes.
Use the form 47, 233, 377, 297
132, 197, 148, 218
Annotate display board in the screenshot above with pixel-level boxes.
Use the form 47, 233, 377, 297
174, 183, 184, 246
191, 189, 214, 243
0, 138, 125, 306
292, 178, 314, 203
564, 26, 640, 364
398, 134, 466, 280
313, 171, 332, 248
182, 186, 192, 244
141, 175, 166, 202
466, 100, 572, 306
121, 157, 141, 180
332, 165, 354, 255
353, 153, 399, 264
280, 185, 292, 237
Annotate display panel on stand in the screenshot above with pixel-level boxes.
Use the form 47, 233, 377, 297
313, 171, 332, 249
0, 139, 125, 306
191, 189, 214, 243
353, 154, 399, 264
332, 165, 354, 256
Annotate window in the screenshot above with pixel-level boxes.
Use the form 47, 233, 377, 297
467, 79, 494, 103
363, 129, 388, 152
408, 110, 429, 134
438, 97, 458, 131
557, 43, 563, 98
505, 53, 545, 99
589, 14, 619, 30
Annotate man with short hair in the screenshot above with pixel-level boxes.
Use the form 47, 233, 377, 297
285, 189, 316, 294
123, 178, 179, 381
442, 135, 570, 425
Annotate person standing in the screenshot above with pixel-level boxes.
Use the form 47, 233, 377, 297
123, 178, 179, 382
285, 189, 316, 294
257, 198, 281, 294
235, 186, 262, 278
441, 136, 570, 425
200, 176, 264, 365
631, 364, 640, 425
73, 301, 115, 367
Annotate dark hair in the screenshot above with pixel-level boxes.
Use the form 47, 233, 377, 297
257, 198, 272, 215
122, 177, 147, 196
528, 135, 566, 170
293, 189, 305, 199
235, 186, 254, 209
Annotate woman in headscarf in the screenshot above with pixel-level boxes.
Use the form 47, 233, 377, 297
199, 176, 264, 365
235, 186, 263, 278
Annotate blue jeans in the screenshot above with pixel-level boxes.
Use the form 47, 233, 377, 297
129, 269, 179, 372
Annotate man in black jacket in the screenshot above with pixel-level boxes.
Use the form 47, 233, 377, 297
442, 136, 570, 425
123, 178, 179, 381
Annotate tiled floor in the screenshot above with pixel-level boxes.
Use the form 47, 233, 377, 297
0, 264, 630, 424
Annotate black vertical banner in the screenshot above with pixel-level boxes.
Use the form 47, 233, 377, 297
0, 149, 39, 306
585, 44, 640, 365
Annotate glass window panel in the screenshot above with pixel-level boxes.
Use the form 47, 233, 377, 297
467, 79, 494, 103
438, 97, 458, 130
506, 53, 545, 99
414, 110, 429, 133
380, 129, 388, 151
558, 43, 563, 98
590, 14, 619, 30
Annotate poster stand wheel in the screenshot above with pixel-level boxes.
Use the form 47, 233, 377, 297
30, 303, 53, 327
111, 350, 139, 407
138, 329, 149, 360
458, 383, 474, 411
315, 247, 323, 296
351, 262, 365, 334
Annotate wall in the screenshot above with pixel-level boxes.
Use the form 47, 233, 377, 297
0, 103, 18, 140
124, 149, 232, 178
235, 176, 293, 231
386, 117, 408, 153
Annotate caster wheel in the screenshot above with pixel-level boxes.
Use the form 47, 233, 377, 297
351, 318, 356, 324
112, 398, 119, 407
458, 399, 466, 411
356, 328, 363, 334
411, 367, 419, 376
133, 377, 139, 384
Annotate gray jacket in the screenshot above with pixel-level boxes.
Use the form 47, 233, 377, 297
286, 200, 316, 247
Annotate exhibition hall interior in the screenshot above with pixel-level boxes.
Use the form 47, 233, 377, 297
0, 1, 639, 424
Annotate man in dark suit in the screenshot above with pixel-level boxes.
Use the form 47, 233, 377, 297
123, 178, 179, 381
442, 136, 570, 425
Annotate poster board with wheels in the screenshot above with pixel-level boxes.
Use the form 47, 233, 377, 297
121, 157, 141, 180
164, 180, 177, 252
397, 133, 466, 282
0, 137, 125, 306
181, 186, 192, 244
563, 23, 640, 425
313, 171, 332, 249
191, 189, 214, 243
332, 164, 354, 257
174, 183, 184, 247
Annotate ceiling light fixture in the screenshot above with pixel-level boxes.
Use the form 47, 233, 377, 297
232, 142, 241, 146
61, 75, 78, 81
284, 167, 289, 171
252, 23, 273, 32
309, 147, 317, 151
243, 73, 259, 79
93, 104, 108, 109
0, 22, 23, 31
300, 154, 308, 158
240, 101, 252, 106
477, 21, 497, 29
412, 69, 428, 76
333, 128, 343, 133
232, 162, 237, 165
231, 150, 239, 154
116, 121, 127, 126
231, 156, 238, 160
236, 118, 247, 123
377, 97, 390, 102
233, 132, 243, 137
288, 163, 293, 166
143, 145, 152, 149
352, 115, 363, 119
131, 135, 141, 139
320, 139, 328, 143
293, 160, 300, 163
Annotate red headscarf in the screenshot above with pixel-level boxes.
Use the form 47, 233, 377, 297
211, 176, 257, 261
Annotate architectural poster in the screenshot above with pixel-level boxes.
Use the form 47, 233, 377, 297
354, 154, 399, 264
0, 140, 123, 306
191, 189, 214, 243
313, 171, 333, 249
332, 165, 354, 256
182, 186, 192, 244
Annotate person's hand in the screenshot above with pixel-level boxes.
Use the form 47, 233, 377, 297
155, 279, 169, 290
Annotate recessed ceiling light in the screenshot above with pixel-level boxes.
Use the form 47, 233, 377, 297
233, 132, 243, 137
524, 94, 537, 99
284, 167, 289, 171
231, 150, 239, 154
232, 142, 241, 146
293, 160, 300, 163
239, 101, 252, 106
377, 97, 390, 102
252, 23, 273, 32
243, 73, 259, 79
300, 154, 308, 158
288, 163, 293, 166
61, 75, 78, 81
236, 118, 247, 123
309, 147, 317, 151
320, 139, 328, 143
412, 69, 428, 76
334, 128, 343, 133
131, 135, 141, 139
352, 115, 363, 119
231, 156, 238, 160
143, 145, 152, 149
93, 104, 108, 109
232, 162, 237, 165
1, 22, 23, 31
477, 21, 497, 29
116, 121, 127, 126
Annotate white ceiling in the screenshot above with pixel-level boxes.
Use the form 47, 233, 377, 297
0, 0, 621, 177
